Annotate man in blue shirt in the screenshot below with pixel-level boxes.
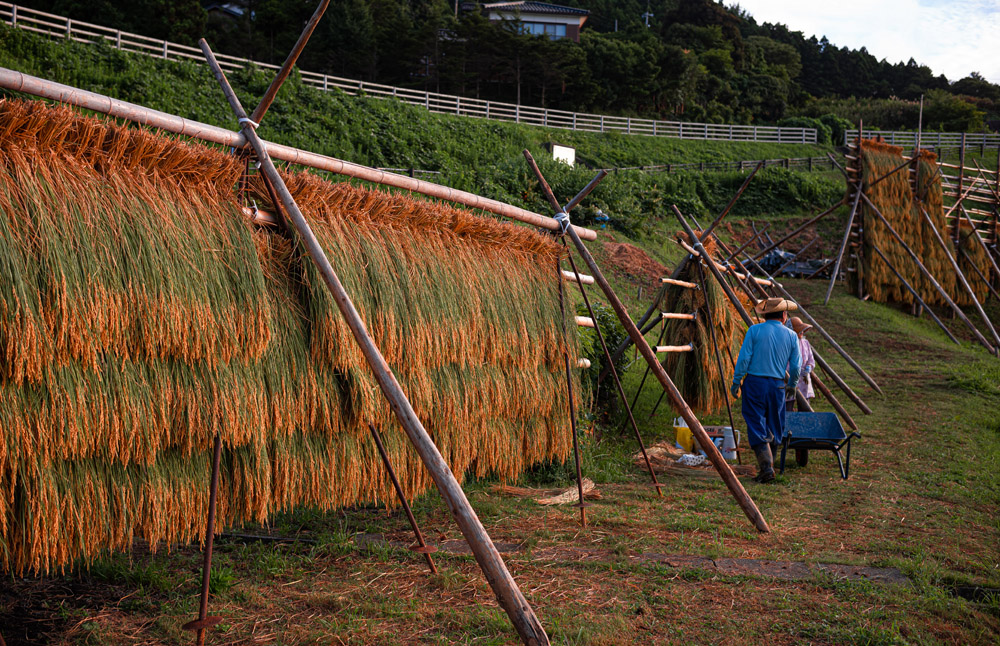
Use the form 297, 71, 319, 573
731, 298, 802, 483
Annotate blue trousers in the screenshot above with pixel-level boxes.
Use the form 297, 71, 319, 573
741, 375, 787, 448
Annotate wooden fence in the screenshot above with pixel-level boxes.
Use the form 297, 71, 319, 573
0, 1, 818, 144
605, 156, 836, 173
845, 129, 1000, 150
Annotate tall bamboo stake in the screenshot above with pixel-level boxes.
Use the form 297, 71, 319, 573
824, 187, 863, 305
0, 67, 596, 242
200, 40, 549, 646
870, 242, 960, 345
557, 261, 589, 528
861, 192, 995, 354
918, 207, 1000, 347
250, 0, 331, 123
565, 247, 664, 491
522, 151, 770, 534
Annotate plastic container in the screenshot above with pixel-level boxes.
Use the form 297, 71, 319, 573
673, 417, 693, 452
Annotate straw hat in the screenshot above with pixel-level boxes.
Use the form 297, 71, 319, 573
753, 297, 798, 315
789, 317, 813, 334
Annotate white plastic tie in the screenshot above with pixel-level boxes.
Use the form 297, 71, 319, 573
238, 117, 260, 130
554, 211, 571, 234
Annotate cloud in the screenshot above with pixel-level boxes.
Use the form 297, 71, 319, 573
733, 0, 1000, 83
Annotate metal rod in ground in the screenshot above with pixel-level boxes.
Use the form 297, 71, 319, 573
201, 41, 550, 646
181, 434, 224, 645
870, 241, 960, 344
751, 199, 846, 261
919, 206, 1000, 347
861, 192, 995, 355
250, 0, 331, 123
696, 260, 742, 464
564, 247, 664, 494
824, 187, 864, 305
522, 150, 770, 533
557, 263, 589, 527
368, 424, 438, 574
739, 250, 885, 394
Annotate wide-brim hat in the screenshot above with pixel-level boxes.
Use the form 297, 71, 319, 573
754, 297, 798, 315
789, 316, 813, 334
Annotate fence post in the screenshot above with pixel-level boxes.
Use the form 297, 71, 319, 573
627, 117, 631, 134
162, 41, 168, 59
679, 122, 684, 139
116, 29, 121, 49
753, 125, 758, 141
544, 108, 548, 127
425, 91, 430, 110
704, 123, 708, 139
808, 157, 813, 172
66, 17, 71, 36
10, 4, 16, 26
572, 112, 576, 129
729, 124, 733, 140
515, 104, 520, 123
600, 114, 605, 132
323, 75, 328, 91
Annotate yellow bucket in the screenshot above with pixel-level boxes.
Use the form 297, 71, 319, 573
673, 419, 694, 453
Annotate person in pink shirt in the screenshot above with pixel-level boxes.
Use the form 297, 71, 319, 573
785, 317, 816, 411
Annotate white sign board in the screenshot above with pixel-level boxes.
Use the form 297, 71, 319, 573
552, 144, 576, 166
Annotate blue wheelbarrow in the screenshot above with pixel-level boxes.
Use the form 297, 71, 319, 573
779, 412, 861, 480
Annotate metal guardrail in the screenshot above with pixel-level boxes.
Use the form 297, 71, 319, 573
844, 129, 1000, 149
0, 2, 818, 144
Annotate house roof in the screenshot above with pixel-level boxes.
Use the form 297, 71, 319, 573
481, 2, 590, 17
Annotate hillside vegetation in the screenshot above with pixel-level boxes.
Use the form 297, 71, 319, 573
0, 25, 843, 236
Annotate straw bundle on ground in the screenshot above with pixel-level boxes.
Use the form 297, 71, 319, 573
0, 100, 579, 574
658, 235, 746, 416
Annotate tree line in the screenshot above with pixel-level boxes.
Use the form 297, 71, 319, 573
19, 0, 1000, 133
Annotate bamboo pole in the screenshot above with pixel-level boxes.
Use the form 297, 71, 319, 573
724, 224, 771, 263
0, 67, 596, 242
200, 41, 550, 646
813, 351, 871, 415
656, 345, 694, 353
750, 199, 846, 261
824, 187, 864, 305
870, 241, 960, 344
861, 193, 996, 354
737, 252, 884, 395
957, 243, 1000, 303
918, 207, 1000, 347
557, 267, 588, 528
810, 372, 857, 431
662, 277, 698, 288
250, 0, 331, 123
522, 151, 771, 534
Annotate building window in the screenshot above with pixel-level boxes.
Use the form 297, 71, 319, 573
522, 22, 567, 39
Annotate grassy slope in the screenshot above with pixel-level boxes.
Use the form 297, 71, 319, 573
0, 25, 842, 237
4, 277, 997, 645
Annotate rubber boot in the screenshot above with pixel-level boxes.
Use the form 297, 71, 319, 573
753, 444, 775, 484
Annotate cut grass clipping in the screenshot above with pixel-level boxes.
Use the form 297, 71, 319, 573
0, 100, 580, 575
859, 140, 988, 306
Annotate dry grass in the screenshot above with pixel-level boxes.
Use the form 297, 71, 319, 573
0, 100, 579, 575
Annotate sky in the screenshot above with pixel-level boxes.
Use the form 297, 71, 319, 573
732, 0, 1000, 84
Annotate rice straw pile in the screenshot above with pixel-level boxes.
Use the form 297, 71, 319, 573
859, 140, 986, 306
0, 100, 578, 574
658, 234, 746, 415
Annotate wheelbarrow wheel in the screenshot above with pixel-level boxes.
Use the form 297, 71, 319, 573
795, 449, 809, 467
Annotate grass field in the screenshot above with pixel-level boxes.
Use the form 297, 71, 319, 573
3, 265, 998, 645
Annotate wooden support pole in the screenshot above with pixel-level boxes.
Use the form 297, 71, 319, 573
522, 151, 771, 534
751, 199, 846, 261
870, 241, 960, 345
656, 344, 694, 353
662, 312, 697, 320
201, 41, 550, 646
562, 269, 595, 285
811, 372, 857, 431
861, 192, 995, 354
724, 224, 771, 263
814, 351, 872, 415
368, 424, 438, 574
250, 0, 331, 123
824, 187, 864, 305
918, 207, 1000, 347
575, 316, 595, 328
662, 277, 699, 289
957, 243, 1000, 303
739, 253, 884, 395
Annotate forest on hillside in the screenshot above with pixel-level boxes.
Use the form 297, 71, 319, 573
19, 0, 1000, 133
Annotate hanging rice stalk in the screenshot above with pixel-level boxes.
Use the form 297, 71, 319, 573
657, 234, 746, 416
0, 100, 579, 574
